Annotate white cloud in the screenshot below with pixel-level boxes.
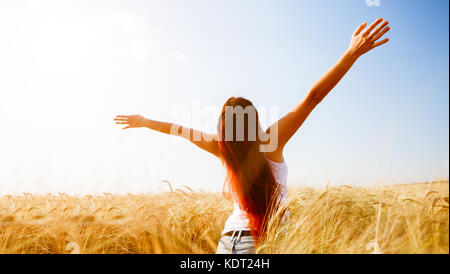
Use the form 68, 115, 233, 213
168, 50, 186, 63
112, 12, 184, 62
112, 13, 161, 33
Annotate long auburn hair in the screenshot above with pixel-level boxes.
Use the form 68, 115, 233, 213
217, 97, 281, 241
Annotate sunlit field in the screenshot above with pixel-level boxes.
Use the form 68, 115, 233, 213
0, 181, 448, 254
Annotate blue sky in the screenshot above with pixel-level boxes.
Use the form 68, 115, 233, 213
0, 0, 448, 194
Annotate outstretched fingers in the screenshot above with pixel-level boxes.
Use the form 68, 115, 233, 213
363, 18, 383, 36
372, 38, 390, 49
370, 20, 389, 38
114, 115, 131, 128
114, 115, 129, 121
351, 18, 390, 55
114, 115, 133, 129
372, 25, 390, 42
353, 22, 367, 37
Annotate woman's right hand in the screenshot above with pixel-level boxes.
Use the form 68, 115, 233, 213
347, 18, 390, 58
114, 114, 148, 130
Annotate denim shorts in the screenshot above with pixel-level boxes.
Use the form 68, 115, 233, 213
216, 231, 256, 254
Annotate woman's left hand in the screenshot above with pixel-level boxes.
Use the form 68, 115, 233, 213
348, 18, 390, 58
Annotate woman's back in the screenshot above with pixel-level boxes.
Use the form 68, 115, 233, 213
222, 159, 288, 234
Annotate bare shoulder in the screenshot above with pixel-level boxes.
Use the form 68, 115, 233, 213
261, 126, 285, 163
266, 149, 284, 163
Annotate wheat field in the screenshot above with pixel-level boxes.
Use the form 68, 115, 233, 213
0, 181, 448, 254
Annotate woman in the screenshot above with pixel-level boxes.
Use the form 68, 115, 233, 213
114, 18, 390, 254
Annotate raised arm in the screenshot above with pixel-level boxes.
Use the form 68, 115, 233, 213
114, 114, 219, 157
267, 18, 390, 159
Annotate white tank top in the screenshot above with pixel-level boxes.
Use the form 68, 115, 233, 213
222, 159, 288, 234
